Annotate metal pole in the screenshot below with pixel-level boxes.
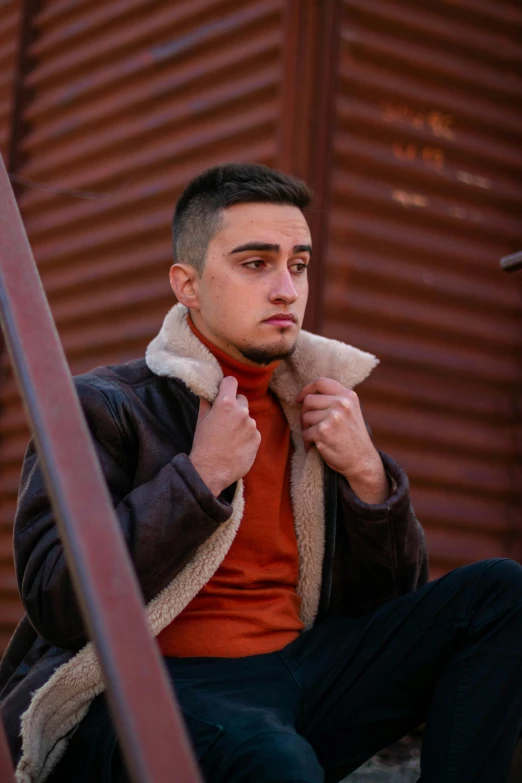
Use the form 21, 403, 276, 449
500, 251, 522, 273
0, 153, 201, 783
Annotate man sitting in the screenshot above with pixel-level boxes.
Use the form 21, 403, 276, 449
1, 163, 521, 783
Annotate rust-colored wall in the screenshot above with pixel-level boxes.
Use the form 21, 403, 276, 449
323, 0, 522, 578
0, 0, 287, 651
0, 0, 22, 651
0, 2, 19, 160
0, 0, 521, 652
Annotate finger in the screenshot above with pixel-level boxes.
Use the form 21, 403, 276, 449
217, 375, 238, 403
301, 409, 328, 428
197, 397, 211, 421
236, 393, 249, 409
302, 423, 323, 452
296, 377, 346, 403
300, 393, 341, 412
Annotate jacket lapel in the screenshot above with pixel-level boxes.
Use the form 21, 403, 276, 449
145, 302, 378, 626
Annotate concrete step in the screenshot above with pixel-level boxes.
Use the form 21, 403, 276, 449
342, 756, 420, 782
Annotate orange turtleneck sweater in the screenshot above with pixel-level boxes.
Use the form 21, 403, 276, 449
157, 316, 304, 658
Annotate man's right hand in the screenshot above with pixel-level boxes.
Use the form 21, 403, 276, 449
189, 376, 261, 497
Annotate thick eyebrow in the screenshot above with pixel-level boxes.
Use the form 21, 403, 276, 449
229, 242, 312, 256
293, 244, 312, 257
230, 242, 280, 254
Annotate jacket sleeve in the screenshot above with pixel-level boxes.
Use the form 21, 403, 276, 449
14, 380, 234, 650
337, 450, 429, 615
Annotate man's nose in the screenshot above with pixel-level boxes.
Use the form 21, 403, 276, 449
270, 269, 298, 302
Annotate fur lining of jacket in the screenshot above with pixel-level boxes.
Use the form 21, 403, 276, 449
14, 303, 379, 782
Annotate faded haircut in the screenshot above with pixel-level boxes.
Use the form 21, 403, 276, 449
172, 163, 312, 275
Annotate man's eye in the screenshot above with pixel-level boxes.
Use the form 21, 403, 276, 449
293, 263, 308, 273
244, 260, 265, 269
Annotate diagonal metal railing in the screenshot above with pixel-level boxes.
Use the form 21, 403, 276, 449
0, 154, 201, 782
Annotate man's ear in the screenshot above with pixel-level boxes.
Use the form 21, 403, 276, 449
169, 263, 200, 309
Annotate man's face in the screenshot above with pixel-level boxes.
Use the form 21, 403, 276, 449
180, 202, 311, 366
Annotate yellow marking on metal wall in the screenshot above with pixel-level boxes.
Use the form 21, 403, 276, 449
392, 142, 445, 171
456, 171, 491, 188
382, 102, 455, 140
392, 189, 428, 208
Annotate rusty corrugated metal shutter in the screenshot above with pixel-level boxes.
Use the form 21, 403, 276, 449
324, 0, 522, 578
0, 0, 18, 160
0, 0, 20, 652
0, 0, 285, 651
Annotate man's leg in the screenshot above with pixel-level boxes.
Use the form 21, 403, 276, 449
162, 654, 324, 783
50, 648, 325, 783
281, 558, 522, 783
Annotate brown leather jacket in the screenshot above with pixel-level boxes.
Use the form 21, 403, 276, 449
0, 305, 429, 774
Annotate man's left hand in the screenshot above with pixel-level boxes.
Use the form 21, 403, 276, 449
296, 377, 389, 504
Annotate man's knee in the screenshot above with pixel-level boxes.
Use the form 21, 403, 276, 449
474, 558, 522, 597
464, 559, 522, 638
452, 558, 522, 594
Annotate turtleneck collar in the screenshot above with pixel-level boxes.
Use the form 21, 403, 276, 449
187, 314, 280, 410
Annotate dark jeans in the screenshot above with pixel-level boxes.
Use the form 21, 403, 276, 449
50, 558, 522, 783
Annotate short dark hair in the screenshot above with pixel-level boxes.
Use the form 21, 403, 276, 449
172, 163, 312, 274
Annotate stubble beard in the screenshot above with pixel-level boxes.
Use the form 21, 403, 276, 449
237, 330, 298, 366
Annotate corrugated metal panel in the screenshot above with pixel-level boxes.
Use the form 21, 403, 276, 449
0, 0, 20, 652
0, 1, 18, 160
0, 0, 285, 651
325, 0, 522, 578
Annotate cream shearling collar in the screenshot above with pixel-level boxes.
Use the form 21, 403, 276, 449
145, 303, 379, 403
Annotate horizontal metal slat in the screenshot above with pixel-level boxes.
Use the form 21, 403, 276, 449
22, 64, 278, 183
410, 485, 516, 535
0, 3, 18, 159
336, 95, 522, 175
21, 101, 276, 212
0, 568, 17, 593
425, 526, 507, 566
416, 0, 522, 33
29, 0, 267, 87
32, 0, 167, 58
335, 131, 521, 214
333, 169, 521, 241
25, 0, 280, 119
360, 365, 517, 421
0, 492, 25, 530
325, 322, 522, 386
0, 529, 16, 560
330, 210, 514, 278
339, 59, 522, 141
341, 23, 522, 103
343, 0, 522, 66
43, 243, 167, 295
325, 280, 522, 349
21, 25, 279, 155
363, 399, 515, 459
35, 0, 103, 27
0, 404, 31, 438
0, 6, 18, 40
0, 42, 17, 70
0, 128, 8, 157
49, 278, 169, 328
20, 137, 275, 253
328, 244, 522, 315
0, 599, 24, 629
376, 442, 522, 498
0, 432, 38, 467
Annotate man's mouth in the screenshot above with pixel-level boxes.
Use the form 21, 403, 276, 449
263, 314, 296, 327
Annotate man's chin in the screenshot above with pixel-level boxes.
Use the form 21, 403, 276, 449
238, 340, 298, 366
